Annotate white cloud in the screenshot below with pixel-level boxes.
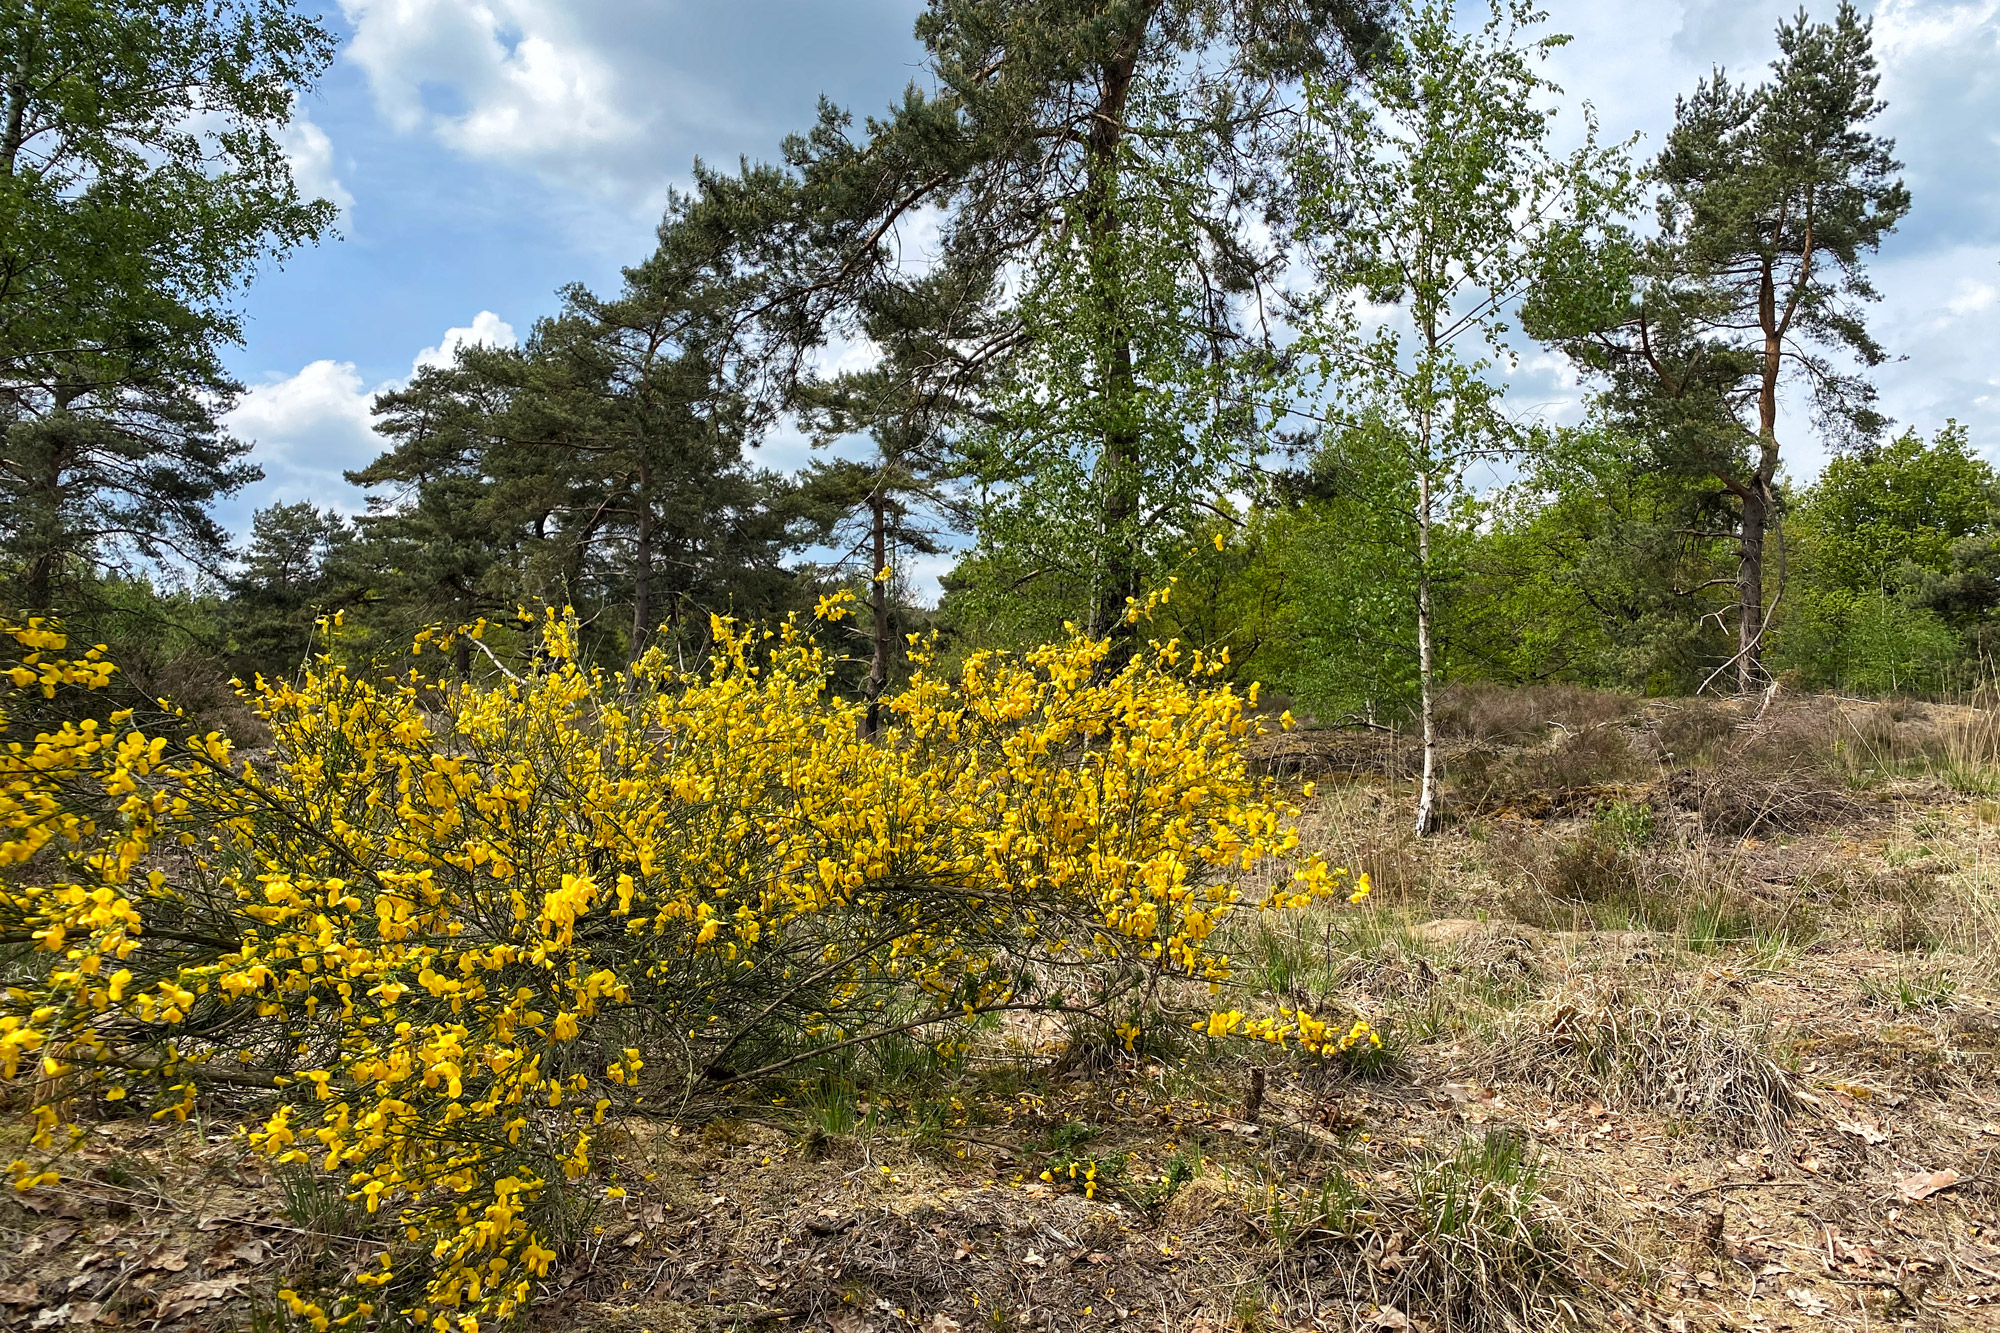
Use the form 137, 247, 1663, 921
278, 107, 354, 214
341, 0, 637, 161
1874, 0, 2000, 57
416, 310, 519, 370
336, 0, 694, 196
224, 313, 519, 522
1946, 279, 1998, 318
226, 359, 378, 510
332, 0, 928, 209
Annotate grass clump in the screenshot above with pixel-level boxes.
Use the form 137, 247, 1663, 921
1482, 978, 1801, 1148
1277, 1129, 1624, 1332
1861, 967, 1958, 1012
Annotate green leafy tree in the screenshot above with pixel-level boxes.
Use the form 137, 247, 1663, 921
1292, 0, 1627, 833
1469, 426, 1741, 694
0, 0, 338, 609
1528, 1, 1910, 693
1771, 421, 1993, 692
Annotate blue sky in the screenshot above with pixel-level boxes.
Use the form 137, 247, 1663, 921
223, 0, 2000, 545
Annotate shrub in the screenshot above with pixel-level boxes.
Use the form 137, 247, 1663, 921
1450, 726, 1639, 819
1434, 682, 1637, 746
0, 608, 1356, 1330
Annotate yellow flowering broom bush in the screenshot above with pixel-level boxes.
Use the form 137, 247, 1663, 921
1, 606, 1359, 1329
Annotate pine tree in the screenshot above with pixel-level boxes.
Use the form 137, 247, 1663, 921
352, 208, 811, 662
794, 270, 984, 733
226, 502, 354, 681
1529, 2, 1909, 693
712, 0, 1392, 644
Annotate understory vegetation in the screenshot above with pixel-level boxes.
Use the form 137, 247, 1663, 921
2, 620, 1997, 1332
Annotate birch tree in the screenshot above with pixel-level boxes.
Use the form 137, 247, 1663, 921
1296, 0, 1627, 834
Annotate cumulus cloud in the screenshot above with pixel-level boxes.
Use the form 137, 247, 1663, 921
415, 310, 519, 370
223, 313, 518, 521
340, 0, 642, 175
336, 0, 739, 198
333, 0, 924, 203
278, 107, 354, 214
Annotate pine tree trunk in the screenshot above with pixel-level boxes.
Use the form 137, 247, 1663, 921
21, 417, 71, 612
865, 487, 889, 740
1736, 480, 1768, 694
1738, 257, 1785, 693
630, 458, 653, 663
1084, 18, 1148, 643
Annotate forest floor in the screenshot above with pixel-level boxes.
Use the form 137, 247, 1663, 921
3, 684, 1998, 1332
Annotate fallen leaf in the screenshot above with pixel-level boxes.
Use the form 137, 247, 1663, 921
211, 1237, 270, 1270
1836, 1121, 1886, 1145
926, 1316, 962, 1333
1784, 1288, 1832, 1317
1896, 1168, 1962, 1201
1371, 1309, 1410, 1330
141, 1244, 190, 1274
153, 1276, 248, 1322
825, 1310, 871, 1333
21, 1223, 76, 1258
0, 1282, 42, 1307
1085, 1251, 1111, 1265
1021, 1249, 1047, 1268
620, 1230, 644, 1249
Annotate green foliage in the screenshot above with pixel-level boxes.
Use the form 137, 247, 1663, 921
0, 0, 338, 608
1770, 422, 1997, 693
1471, 428, 1737, 694
1795, 422, 1994, 590
346, 206, 816, 665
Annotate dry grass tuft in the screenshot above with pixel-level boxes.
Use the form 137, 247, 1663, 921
1270, 1130, 1637, 1332
1481, 977, 1802, 1148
